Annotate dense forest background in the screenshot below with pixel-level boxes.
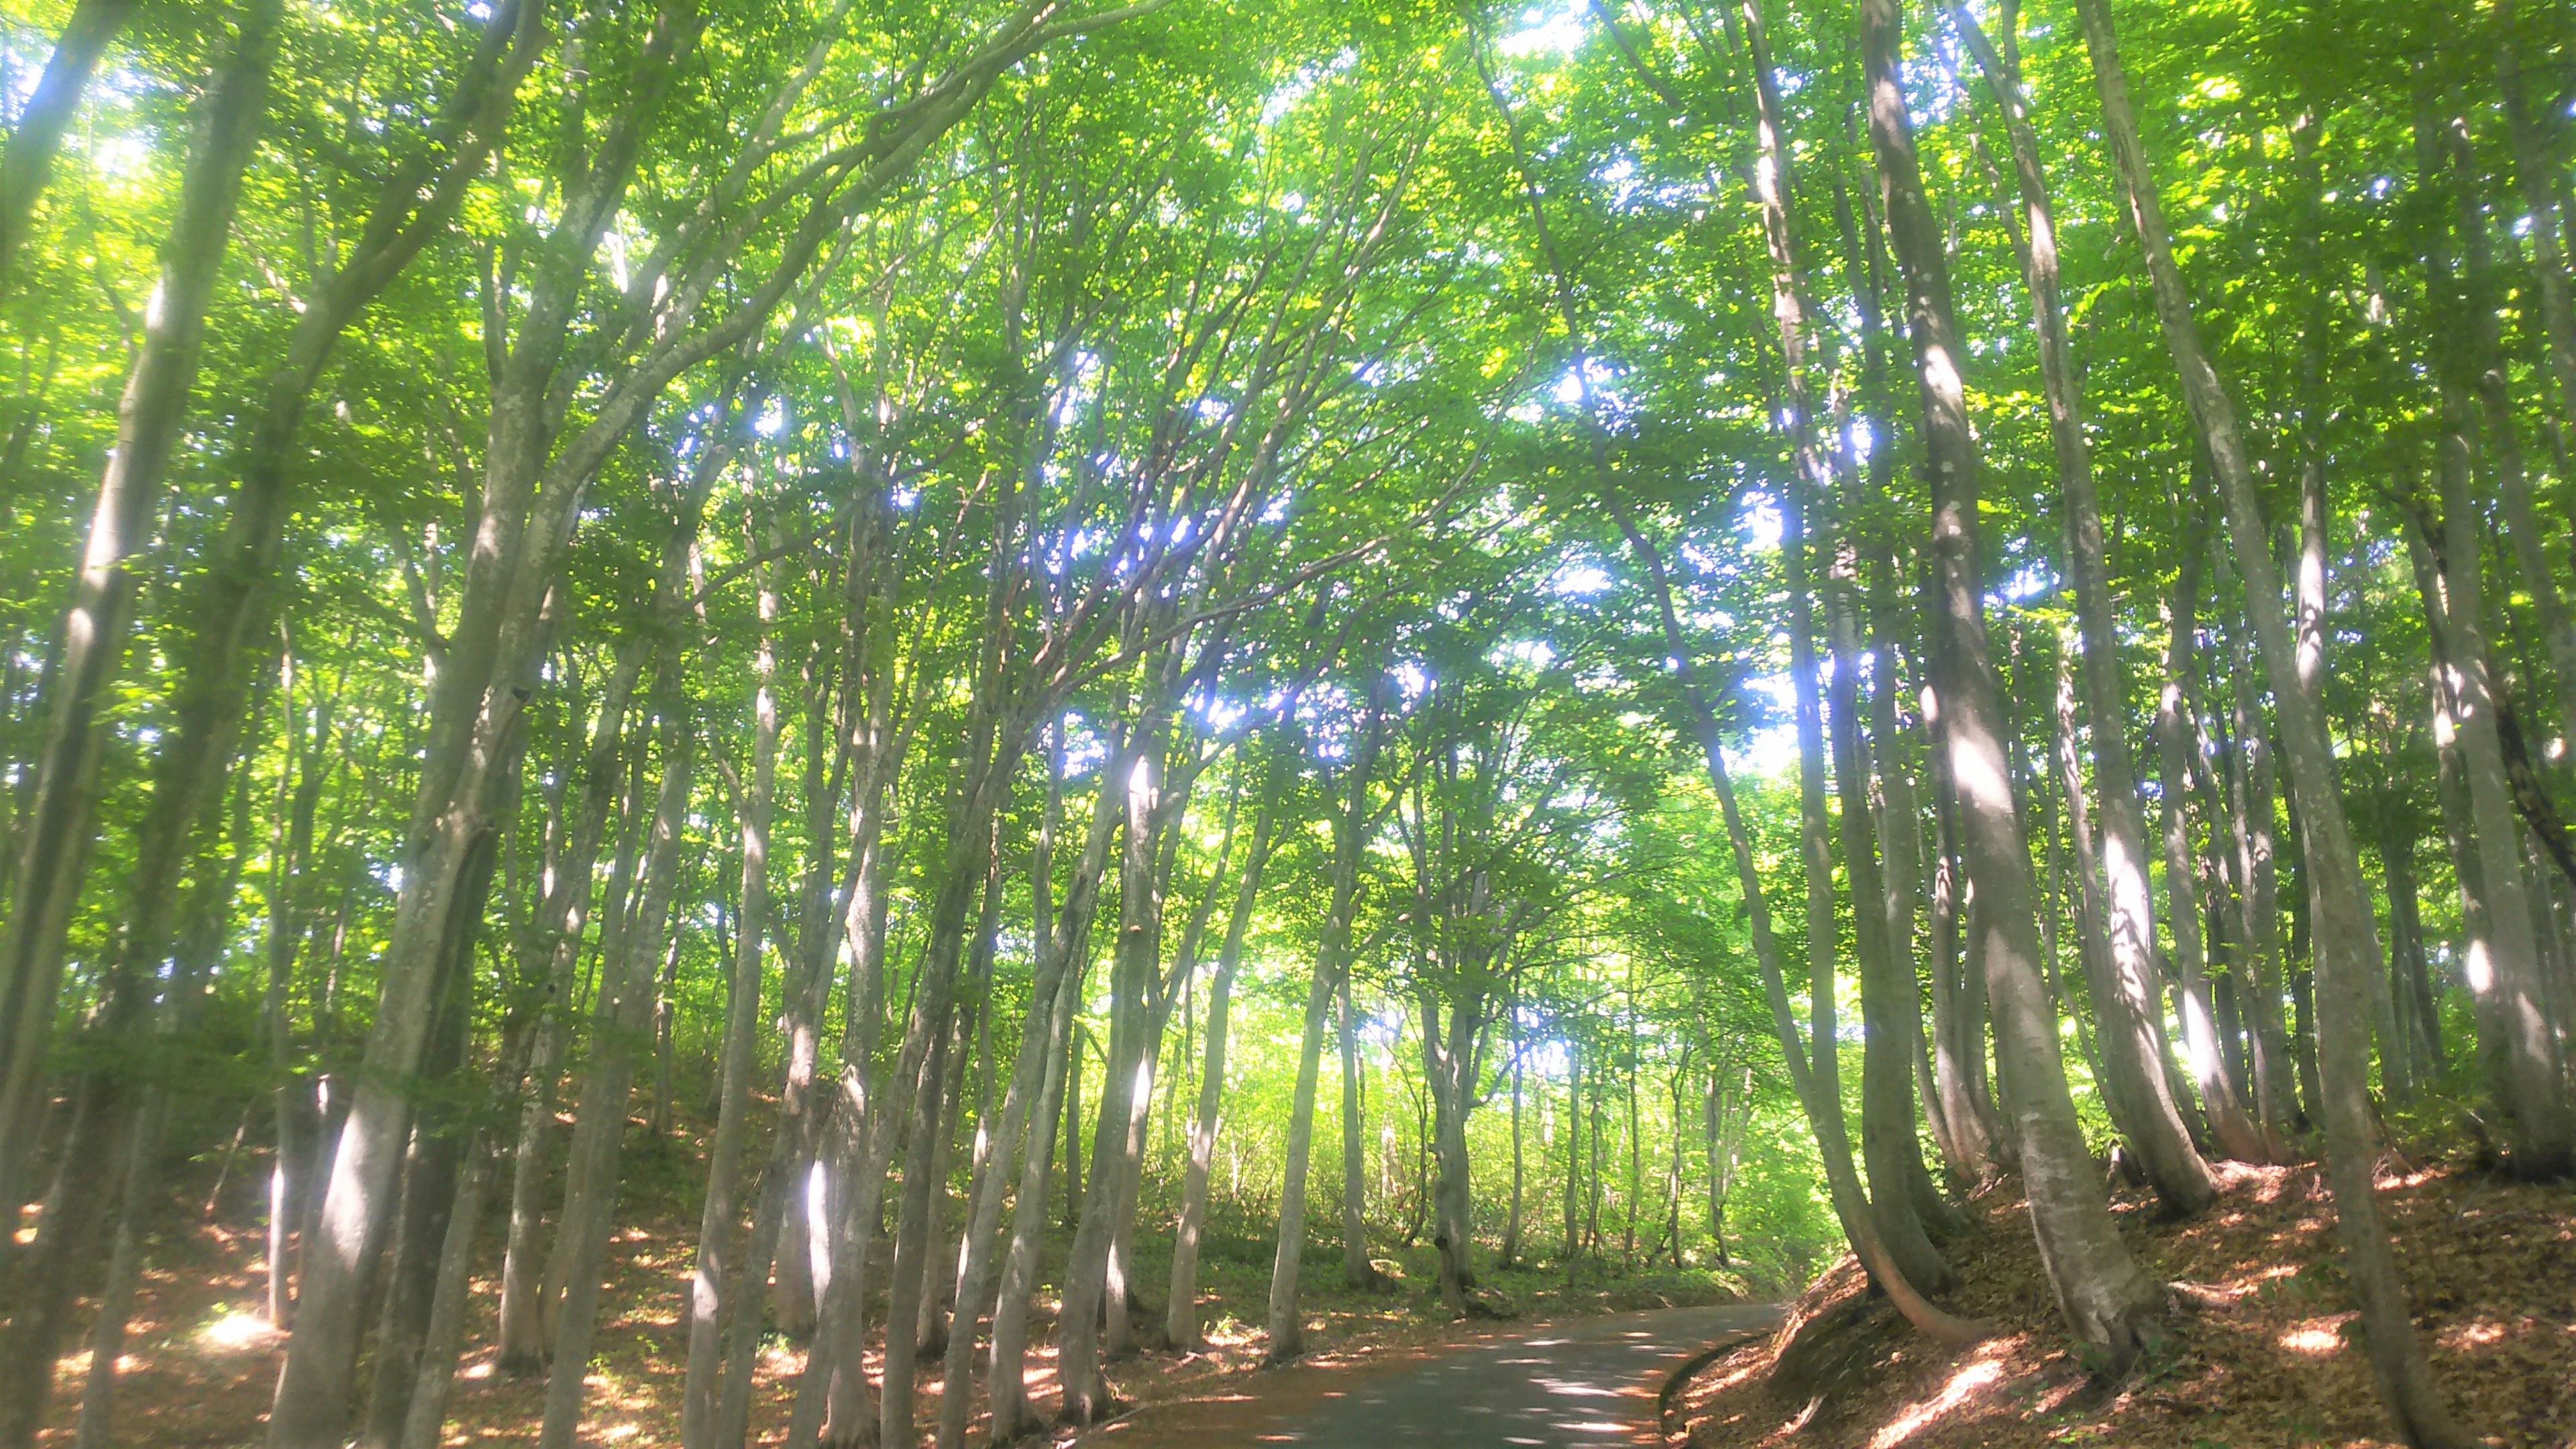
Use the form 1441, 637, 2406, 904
0, 0, 2570, 1445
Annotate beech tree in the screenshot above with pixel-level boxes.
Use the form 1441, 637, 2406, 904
3, 2, 2571, 1448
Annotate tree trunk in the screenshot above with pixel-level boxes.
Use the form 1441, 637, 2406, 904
2154, 525, 2273, 1161
1167, 775, 1280, 1348
1619, 517, 1984, 1349
358, 954, 477, 1449
0, 0, 282, 1210
1056, 702, 1171, 1421
680, 559, 784, 1449
0, 0, 135, 283
1861, 0, 2163, 1364
2498, 0, 2576, 468
982, 725, 1081, 1444
2220, 631, 2301, 1138
1954, 2, 2212, 1212
536, 688, 694, 1449
2426, 446, 2572, 1171
1561, 1046, 1582, 1269
1825, 543, 1963, 1255
1501, 1033, 1525, 1270
2076, 0, 2485, 1434
1265, 688, 1385, 1363
933, 782, 1080, 1449
2414, 106, 2575, 1175
1337, 954, 1381, 1290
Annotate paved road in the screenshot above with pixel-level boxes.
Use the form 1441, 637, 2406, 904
1079, 1302, 1782, 1448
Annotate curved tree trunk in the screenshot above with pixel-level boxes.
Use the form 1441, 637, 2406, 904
1864, 0, 2164, 1364
2076, 0, 2485, 1434
0, 0, 283, 1218
1952, 2, 2214, 1213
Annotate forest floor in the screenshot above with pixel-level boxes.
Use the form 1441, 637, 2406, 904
1667, 1144, 2576, 1449
34, 1108, 1763, 1448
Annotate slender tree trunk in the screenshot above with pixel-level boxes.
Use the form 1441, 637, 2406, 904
498, 652, 650, 1372
1057, 702, 1170, 1421
2076, 0, 2485, 1434
1826, 545, 1962, 1253
2219, 630, 2300, 1138
1955, 3, 2213, 1212
1266, 690, 1384, 1363
1167, 779, 1279, 1348
2155, 527, 2273, 1161
1619, 517, 1984, 1348
1561, 1046, 1582, 1270
983, 726, 1080, 1443
2444, 111, 2576, 757
358, 954, 477, 1449
1863, 0, 2166, 1360
536, 689, 694, 1449
680, 559, 784, 1449
933, 796, 1075, 1449
2498, 0, 2576, 470
0, 0, 135, 283
1501, 1032, 1525, 1269
1336, 953, 1381, 1290
2425, 450, 2571, 1171
0, 0, 282, 1210
2382, 820, 2444, 1086
2412, 106, 2575, 1174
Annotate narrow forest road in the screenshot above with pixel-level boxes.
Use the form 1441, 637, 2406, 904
1075, 1302, 1783, 1448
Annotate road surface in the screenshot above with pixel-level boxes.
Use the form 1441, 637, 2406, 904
1076, 1301, 1782, 1448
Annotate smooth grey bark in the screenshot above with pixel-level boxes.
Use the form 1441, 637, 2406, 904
1167, 771, 1279, 1346
394, 1136, 496, 1449
2075, 0, 2481, 1435
984, 725, 1102, 1441
2443, 110, 2576, 759
921, 863, 1000, 1364
1953, 1, 2214, 1214
1501, 1031, 1525, 1269
680, 557, 784, 1449
535, 688, 694, 1449
1419, 985, 1484, 1313
1716, 0, 1947, 1285
1266, 682, 1387, 1363
2498, 0, 2576, 466
1619, 518, 1984, 1348
2154, 527, 2274, 1162
1866, 0, 2164, 1362
2381, 816, 2445, 1089
935, 755, 1097, 1449
496, 647, 651, 1372
1336, 947, 1385, 1291
358, 955, 478, 1449
2424, 438, 2572, 1173
1827, 545, 1965, 1244
2216, 626, 2300, 1138
2412, 108, 2575, 1175
1056, 693, 1173, 1420
0, 0, 282, 1211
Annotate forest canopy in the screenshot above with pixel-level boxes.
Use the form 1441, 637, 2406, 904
0, 0, 2571, 1446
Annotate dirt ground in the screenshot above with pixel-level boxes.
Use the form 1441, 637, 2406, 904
33, 1117, 1764, 1448
1668, 1150, 2576, 1449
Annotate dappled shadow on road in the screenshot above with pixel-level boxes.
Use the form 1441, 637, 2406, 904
1084, 1304, 1781, 1448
